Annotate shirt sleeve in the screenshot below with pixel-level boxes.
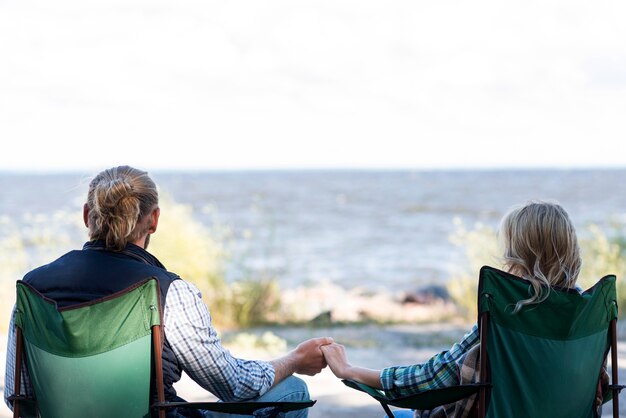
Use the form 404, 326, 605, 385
4, 306, 34, 411
163, 280, 275, 401
379, 323, 479, 398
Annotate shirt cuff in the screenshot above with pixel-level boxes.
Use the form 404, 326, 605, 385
258, 360, 276, 395
379, 366, 396, 391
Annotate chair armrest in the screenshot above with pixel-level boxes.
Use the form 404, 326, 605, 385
342, 380, 488, 411
153, 400, 316, 414
603, 384, 626, 403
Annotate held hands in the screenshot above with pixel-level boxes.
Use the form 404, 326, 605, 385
320, 343, 351, 380
287, 339, 383, 389
291, 337, 334, 376
320, 343, 383, 388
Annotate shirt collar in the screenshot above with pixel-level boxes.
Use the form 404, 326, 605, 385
83, 239, 166, 269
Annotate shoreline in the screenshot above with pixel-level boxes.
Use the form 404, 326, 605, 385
269, 279, 458, 326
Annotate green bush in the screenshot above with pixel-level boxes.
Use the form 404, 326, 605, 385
446, 218, 499, 320
147, 196, 283, 329
148, 196, 232, 325
578, 224, 626, 314
0, 213, 80, 333
224, 331, 287, 356
0, 195, 283, 332
229, 278, 282, 328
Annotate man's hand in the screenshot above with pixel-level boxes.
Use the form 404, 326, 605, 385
270, 336, 333, 386
291, 337, 334, 376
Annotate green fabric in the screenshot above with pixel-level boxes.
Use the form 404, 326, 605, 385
479, 267, 617, 340
342, 380, 482, 411
14, 279, 160, 418
15, 279, 161, 357
486, 323, 607, 418
478, 266, 617, 418
24, 336, 152, 418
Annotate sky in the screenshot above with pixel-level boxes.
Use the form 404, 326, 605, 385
1, 0, 625, 172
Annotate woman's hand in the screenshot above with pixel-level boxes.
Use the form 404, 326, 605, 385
320, 342, 384, 388
320, 343, 352, 379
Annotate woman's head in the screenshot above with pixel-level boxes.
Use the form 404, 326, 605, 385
499, 200, 582, 310
85, 166, 159, 251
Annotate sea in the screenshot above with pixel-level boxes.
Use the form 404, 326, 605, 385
1, 169, 625, 292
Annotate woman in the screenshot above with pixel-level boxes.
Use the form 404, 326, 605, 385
320, 201, 592, 418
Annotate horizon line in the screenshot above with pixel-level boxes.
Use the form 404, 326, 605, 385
1, 165, 625, 175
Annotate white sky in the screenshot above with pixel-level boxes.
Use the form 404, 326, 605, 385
1, 0, 625, 172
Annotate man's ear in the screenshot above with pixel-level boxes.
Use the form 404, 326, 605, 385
83, 204, 89, 228
148, 207, 160, 234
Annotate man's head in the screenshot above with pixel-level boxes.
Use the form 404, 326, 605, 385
84, 166, 159, 250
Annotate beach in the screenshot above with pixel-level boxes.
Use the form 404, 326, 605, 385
1, 171, 626, 416
3, 324, 626, 418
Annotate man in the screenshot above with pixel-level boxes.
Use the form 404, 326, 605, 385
4, 166, 331, 417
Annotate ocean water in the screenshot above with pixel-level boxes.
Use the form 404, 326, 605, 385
1, 169, 625, 291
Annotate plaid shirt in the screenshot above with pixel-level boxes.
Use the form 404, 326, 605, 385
380, 324, 480, 399
415, 344, 481, 418
4, 279, 275, 410
163, 280, 275, 400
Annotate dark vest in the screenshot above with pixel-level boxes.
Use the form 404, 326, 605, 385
23, 240, 184, 404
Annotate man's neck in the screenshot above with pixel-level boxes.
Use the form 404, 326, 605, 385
131, 234, 149, 250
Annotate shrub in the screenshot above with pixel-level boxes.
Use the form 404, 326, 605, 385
148, 196, 283, 328
0, 213, 80, 333
579, 224, 626, 314
148, 196, 233, 325
225, 331, 287, 356
446, 218, 499, 320
229, 278, 282, 328
0, 195, 282, 332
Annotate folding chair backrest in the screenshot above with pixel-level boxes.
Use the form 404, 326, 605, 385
14, 279, 161, 418
478, 267, 617, 418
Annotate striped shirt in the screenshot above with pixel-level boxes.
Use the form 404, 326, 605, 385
379, 324, 479, 398
4, 279, 275, 410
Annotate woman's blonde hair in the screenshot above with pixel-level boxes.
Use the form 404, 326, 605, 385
499, 200, 582, 312
86, 166, 158, 251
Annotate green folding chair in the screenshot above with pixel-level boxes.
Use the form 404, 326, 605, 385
343, 266, 624, 418
9, 278, 315, 418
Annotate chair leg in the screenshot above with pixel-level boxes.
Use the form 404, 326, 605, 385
478, 313, 489, 418
13, 328, 23, 418
152, 325, 167, 418
380, 402, 395, 418
611, 319, 619, 418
